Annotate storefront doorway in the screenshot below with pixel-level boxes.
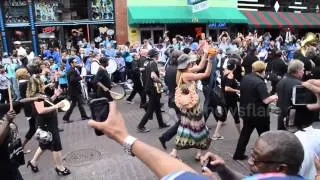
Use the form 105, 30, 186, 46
140, 27, 165, 45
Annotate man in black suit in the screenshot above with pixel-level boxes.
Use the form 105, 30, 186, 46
63, 58, 89, 122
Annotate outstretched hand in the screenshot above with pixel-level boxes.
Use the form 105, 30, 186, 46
302, 79, 320, 110
88, 102, 128, 145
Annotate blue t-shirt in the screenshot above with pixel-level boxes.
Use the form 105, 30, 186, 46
163, 171, 210, 180
44, 50, 61, 65
58, 70, 68, 85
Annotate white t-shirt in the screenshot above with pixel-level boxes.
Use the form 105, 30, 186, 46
90, 60, 100, 75
295, 126, 320, 180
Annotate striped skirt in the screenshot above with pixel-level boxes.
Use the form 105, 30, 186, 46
175, 102, 211, 150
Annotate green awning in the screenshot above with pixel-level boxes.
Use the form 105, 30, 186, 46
128, 6, 248, 25
242, 11, 320, 28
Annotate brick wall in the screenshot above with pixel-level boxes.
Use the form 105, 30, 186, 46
115, 0, 128, 45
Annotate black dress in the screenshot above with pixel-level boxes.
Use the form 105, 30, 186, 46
33, 98, 62, 151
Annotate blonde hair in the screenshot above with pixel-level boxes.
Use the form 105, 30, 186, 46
26, 76, 44, 98
252, 61, 266, 73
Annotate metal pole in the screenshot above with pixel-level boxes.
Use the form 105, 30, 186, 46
0, 2, 8, 53
27, 0, 38, 55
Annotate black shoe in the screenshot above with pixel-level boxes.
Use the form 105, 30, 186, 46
27, 160, 39, 173
81, 116, 90, 120
233, 154, 248, 160
159, 137, 167, 150
159, 124, 170, 129
137, 127, 150, 133
55, 167, 71, 176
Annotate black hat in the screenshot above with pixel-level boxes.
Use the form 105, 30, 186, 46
148, 48, 159, 58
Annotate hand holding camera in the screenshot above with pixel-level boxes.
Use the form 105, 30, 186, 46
200, 152, 226, 177
88, 102, 129, 144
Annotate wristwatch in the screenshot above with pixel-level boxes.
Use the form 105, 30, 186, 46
123, 136, 137, 156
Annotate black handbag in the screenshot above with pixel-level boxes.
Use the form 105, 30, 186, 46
8, 123, 25, 166
213, 85, 227, 106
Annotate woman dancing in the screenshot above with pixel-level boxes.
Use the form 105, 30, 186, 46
26, 74, 71, 176
169, 49, 215, 160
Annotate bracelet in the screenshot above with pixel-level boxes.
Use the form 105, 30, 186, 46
123, 136, 137, 156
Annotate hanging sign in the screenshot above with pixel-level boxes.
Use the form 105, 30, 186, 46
192, 0, 208, 13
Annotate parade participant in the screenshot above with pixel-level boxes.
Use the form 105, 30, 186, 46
126, 53, 146, 105
266, 50, 287, 95
211, 59, 241, 140
137, 48, 169, 133
202, 131, 305, 180
0, 110, 23, 180
62, 58, 90, 122
4, 56, 21, 101
16, 67, 36, 153
159, 50, 183, 149
26, 75, 71, 176
0, 65, 10, 104
233, 61, 278, 160
276, 60, 305, 130
138, 48, 149, 108
57, 64, 68, 93
43, 46, 60, 65
85, 41, 99, 56
242, 46, 258, 75
95, 57, 113, 101
114, 51, 126, 83
14, 41, 27, 57
169, 52, 213, 160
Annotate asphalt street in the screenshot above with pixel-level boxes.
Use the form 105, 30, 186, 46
14, 92, 316, 180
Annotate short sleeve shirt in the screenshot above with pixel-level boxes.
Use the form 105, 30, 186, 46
240, 73, 269, 118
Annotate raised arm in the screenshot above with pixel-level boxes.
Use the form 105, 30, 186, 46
88, 102, 196, 179
183, 58, 213, 82
189, 53, 208, 73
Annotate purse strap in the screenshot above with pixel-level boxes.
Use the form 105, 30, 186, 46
177, 72, 184, 88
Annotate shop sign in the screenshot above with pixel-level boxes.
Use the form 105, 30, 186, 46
192, 0, 208, 13
208, 23, 227, 28
188, 0, 206, 5
42, 27, 56, 33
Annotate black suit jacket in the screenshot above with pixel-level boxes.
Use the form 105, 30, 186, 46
67, 68, 82, 94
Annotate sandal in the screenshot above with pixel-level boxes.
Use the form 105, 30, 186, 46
211, 136, 224, 141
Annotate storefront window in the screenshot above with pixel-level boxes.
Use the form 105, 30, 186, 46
35, 0, 89, 22
34, 0, 63, 22
4, 0, 29, 24
91, 0, 114, 20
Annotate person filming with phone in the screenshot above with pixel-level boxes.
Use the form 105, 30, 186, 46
276, 60, 305, 130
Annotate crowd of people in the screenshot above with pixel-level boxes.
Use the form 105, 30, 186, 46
0, 29, 320, 180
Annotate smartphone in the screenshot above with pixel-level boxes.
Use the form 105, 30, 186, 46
202, 157, 215, 172
292, 85, 317, 106
89, 97, 109, 136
